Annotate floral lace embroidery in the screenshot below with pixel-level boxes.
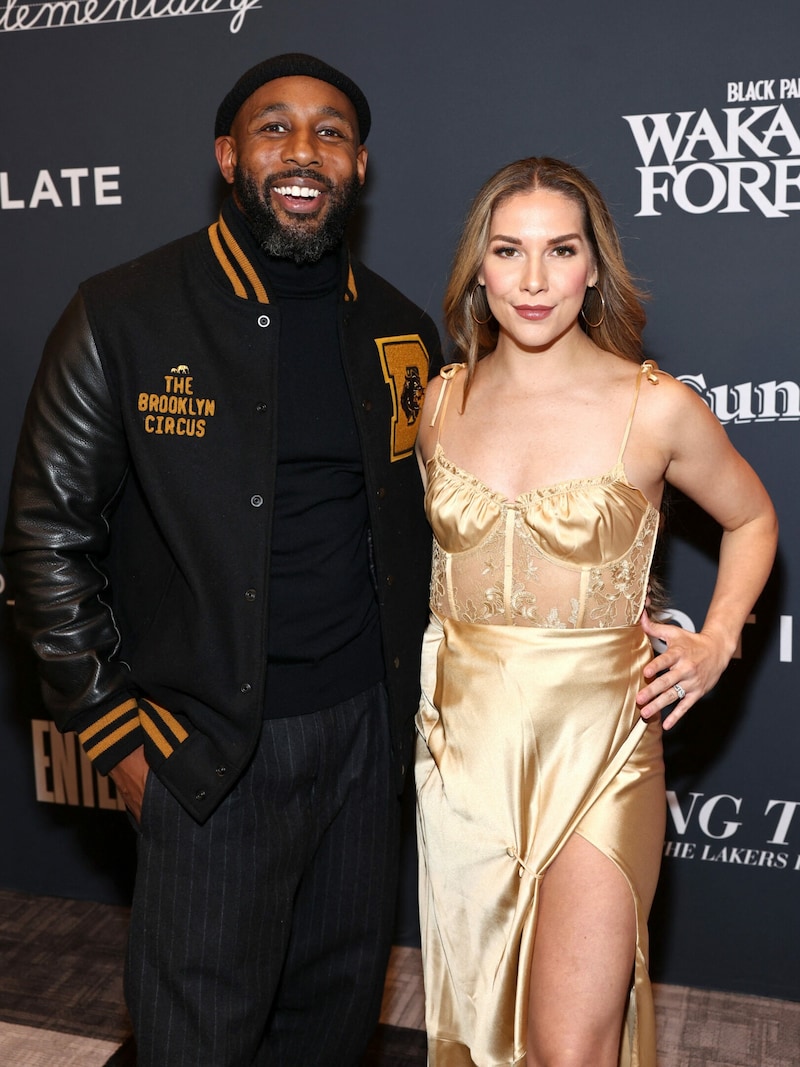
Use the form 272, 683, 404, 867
429, 485, 659, 631
585, 507, 660, 628
427, 360, 661, 631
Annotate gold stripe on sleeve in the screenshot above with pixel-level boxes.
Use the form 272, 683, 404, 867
144, 700, 189, 744
84, 718, 141, 762
139, 708, 175, 759
78, 698, 139, 745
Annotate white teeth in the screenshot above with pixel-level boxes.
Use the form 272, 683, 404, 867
274, 185, 321, 198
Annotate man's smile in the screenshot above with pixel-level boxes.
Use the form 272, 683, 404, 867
272, 184, 321, 199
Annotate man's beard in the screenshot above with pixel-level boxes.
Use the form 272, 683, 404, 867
234, 165, 362, 265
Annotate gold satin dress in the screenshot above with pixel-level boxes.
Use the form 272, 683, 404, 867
415, 363, 666, 1067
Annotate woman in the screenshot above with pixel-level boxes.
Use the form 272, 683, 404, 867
414, 158, 777, 1067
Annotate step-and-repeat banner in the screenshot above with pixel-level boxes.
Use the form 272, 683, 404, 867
1, 0, 797, 1000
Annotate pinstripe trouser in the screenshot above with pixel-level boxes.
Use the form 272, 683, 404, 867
125, 682, 401, 1067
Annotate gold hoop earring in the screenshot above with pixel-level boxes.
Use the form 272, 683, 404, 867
580, 284, 606, 329
469, 285, 492, 325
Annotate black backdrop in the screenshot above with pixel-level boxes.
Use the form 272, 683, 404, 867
1, 0, 798, 1000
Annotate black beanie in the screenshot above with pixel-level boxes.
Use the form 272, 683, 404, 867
214, 53, 371, 143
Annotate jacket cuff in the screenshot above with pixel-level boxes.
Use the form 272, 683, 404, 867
137, 698, 190, 766
78, 697, 145, 776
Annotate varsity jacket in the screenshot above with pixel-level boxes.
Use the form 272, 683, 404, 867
3, 200, 441, 823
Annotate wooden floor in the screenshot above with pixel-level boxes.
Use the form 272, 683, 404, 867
2, 889, 800, 1065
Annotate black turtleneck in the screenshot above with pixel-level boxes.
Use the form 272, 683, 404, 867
240, 217, 383, 716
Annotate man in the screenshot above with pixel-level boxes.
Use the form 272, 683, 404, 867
3, 53, 440, 1066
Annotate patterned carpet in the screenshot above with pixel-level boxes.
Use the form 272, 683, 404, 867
1, 889, 799, 1066
0, 890, 430, 1066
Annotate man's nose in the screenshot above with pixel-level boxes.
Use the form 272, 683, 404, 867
282, 127, 321, 167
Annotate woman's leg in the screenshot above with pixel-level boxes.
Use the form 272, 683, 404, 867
527, 832, 635, 1067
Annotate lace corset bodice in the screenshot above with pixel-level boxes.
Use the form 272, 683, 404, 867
425, 363, 660, 629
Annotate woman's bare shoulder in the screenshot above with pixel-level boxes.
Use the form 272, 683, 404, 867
634, 360, 735, 468
421, 363, 467, 417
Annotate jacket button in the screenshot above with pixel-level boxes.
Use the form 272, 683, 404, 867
250, 495, 263, 508
215, 766, 227, 777
393, 656, 400, 669
376, 486, 386, 499
256, 402, 268, 413
240, 682, 252, 693
386, 574, 394, 586
195, 789, 207, 801
244, 588, 257, 601
363, 400, 373, 412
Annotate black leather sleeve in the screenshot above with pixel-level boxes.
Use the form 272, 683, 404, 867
2, 293, 144, 769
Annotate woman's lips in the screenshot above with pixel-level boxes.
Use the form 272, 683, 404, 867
513, 305, 553, 321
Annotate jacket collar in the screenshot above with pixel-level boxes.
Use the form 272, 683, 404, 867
207, 197, 358, 304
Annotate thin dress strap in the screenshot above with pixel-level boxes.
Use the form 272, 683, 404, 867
429, 363, 467, 444
616, 360, 659, 465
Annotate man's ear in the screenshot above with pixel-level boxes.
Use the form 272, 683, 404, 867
215, 136, 237, 185
356, 145, 368, 187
